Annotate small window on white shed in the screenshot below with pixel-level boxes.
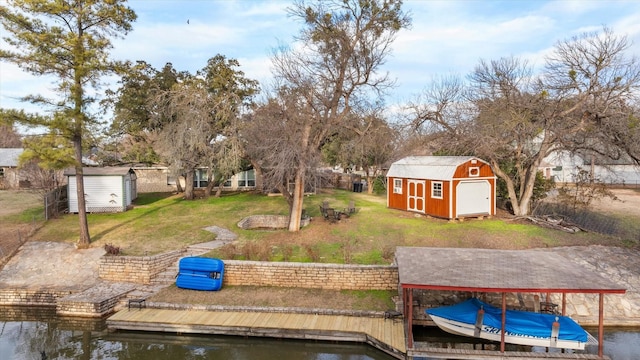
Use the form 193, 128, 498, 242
469, 167, 480, 177
393, 179, 402, 194
432, 181, 443, 199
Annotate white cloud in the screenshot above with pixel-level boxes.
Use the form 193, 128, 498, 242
3, 0, 640, 117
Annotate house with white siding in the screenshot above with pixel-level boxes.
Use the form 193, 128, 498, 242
64, 167, 137, 213
0, 148, 24, 189
133, 165, 258, 193
541, 151, 640, 186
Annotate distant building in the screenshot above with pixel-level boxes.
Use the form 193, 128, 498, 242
542, 150, 640, 186
0, 148, 24, 189
132, 165, 257, 193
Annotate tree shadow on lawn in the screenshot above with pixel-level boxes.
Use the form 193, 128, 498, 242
90, 194, 188, 247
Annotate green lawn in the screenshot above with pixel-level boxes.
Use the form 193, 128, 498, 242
25, 189, 634, 262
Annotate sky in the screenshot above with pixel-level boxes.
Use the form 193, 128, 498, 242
2, 0, 640, 122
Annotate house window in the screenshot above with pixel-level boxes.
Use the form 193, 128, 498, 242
167, 174, 176, 185
393, 179, 402, 194
431, 181, 443, 199
223, 176, 232, 187
469, 167, 480, 177
193, 169, 208, 188
238, 169, 255, 187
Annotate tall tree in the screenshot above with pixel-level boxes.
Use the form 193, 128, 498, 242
250, 0, 410, 231
0, 0, 136, 247
410, 28, 640, 216
197, 55, 259, 198
105, 61, 182, 164
146, 56, 258, 199
0, 110, 23, 147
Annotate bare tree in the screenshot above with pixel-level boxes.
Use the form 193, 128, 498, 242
245, 88, 321, 203
323, 110, 398, 193
248, 0, 410, 231
150, 77, 221, 200
410, 28, 640, 216
0, 115, 22, 147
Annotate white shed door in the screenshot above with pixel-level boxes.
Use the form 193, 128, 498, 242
407, 180, 425, 213
456, 180, 491, 217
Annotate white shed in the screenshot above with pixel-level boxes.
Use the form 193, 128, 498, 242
65, 167, 137, 213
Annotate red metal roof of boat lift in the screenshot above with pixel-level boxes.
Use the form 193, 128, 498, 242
395, 247, 626, 294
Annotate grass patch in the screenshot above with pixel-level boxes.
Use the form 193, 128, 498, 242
15, 188, 637, 260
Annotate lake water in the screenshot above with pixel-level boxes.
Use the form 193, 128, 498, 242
0, 307, 395, 360
1, 308, 638, 360
413, 325, 640, 360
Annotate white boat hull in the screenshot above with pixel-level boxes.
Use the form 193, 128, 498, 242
429, 314, 588, 350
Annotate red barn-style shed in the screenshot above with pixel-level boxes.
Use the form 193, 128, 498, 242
386, 156, 496, 219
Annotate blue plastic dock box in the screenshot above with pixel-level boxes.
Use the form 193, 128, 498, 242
176, 257, 224, 291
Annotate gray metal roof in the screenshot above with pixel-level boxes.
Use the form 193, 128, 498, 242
395, 247, 626, 294
64, 167, 134, 176
0, 148, 24, 167
386, 156, 488, 180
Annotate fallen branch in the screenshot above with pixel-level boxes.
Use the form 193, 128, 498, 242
515, 215, 583, 233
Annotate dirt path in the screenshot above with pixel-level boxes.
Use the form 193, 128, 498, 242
592, 188, 640, 216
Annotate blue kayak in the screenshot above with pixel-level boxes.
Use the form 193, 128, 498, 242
176, 257, 224, 291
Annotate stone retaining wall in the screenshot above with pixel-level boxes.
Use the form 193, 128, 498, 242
100, 253, 398, 291
237, 215, 311, 229
0, 288, 73, 306
56, 295, 124, 318
99, 249, 186, 284
222, 260, 398, 291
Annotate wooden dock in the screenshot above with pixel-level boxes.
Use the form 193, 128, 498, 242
409, 345, 611, 360
107, 308, 406, 359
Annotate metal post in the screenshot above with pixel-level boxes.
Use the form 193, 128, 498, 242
500, 292, 506, 352
407, 287, 414, 348
598, 293, 604, 358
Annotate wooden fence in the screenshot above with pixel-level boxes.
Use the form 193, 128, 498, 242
44, 185, 68, 220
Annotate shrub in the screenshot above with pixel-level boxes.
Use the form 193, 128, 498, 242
372, 176, 387, 195
104, 243, 120, 256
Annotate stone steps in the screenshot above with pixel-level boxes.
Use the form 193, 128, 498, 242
56, 282, 137, 317
148, 240, 229, 286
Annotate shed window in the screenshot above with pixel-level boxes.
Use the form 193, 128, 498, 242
431, 181, 443, 199
469, 167, 480, 177
393, 179, 402, 194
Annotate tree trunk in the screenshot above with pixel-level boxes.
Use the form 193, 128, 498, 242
288, 168, 305, 232
74, 138, 91, 248
251, 160, 263, 193
184, 171, 195, 200
204, 169, 214, 198
175, 174, 184, 193
365, 168, 375, 194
